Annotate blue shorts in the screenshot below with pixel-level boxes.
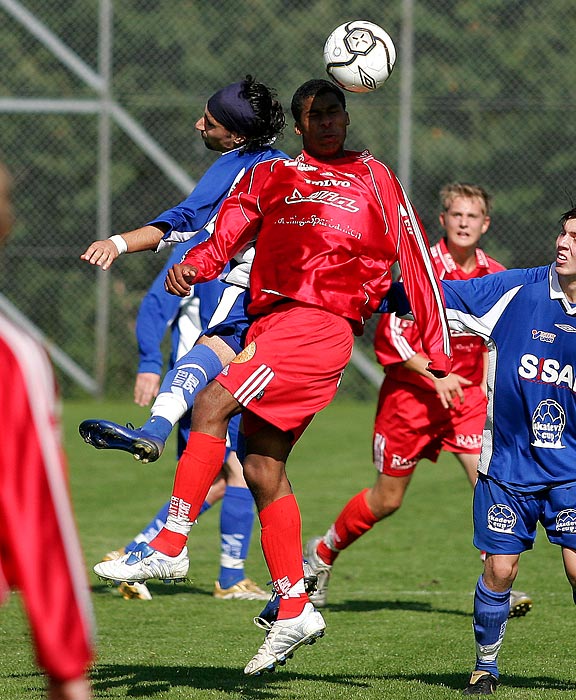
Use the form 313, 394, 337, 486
473, 474, 576, 553
199, 284, 250, 355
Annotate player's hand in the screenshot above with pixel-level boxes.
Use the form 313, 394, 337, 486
432, 372, 472, 409
134, 372, 161, 406
165, 263, 198, 296
80, 239, 119, 270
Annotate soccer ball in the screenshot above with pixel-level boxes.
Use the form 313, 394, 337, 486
323, 20, 397, 93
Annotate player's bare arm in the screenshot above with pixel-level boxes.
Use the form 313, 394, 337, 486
165, 263, 198, 297
403, 352, 471, 408
79, 224, 167, 270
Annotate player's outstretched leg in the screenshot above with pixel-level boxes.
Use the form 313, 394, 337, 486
79, 344, 224, 462
93, 542, 189, 583
244, 602, 326, 676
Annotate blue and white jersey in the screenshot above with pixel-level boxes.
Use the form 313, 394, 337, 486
136, 145, 289, 374
152, 146, 288, 289
135, 233, 225, 374
442, 265, 576, 492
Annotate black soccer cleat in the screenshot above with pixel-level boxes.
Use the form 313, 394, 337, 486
463, 671, 499, 695
79, 419, 164, 463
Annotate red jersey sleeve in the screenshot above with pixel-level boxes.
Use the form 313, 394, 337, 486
374, 313, 422, 367
182, 160, 277, 282
379, 173, 452, 376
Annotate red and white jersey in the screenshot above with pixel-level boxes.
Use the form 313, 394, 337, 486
184, 149, 451, 375
0, 313, 94, 681
375, 238, 506, 390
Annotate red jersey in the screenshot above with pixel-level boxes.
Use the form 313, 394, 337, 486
375, 238, 506, 390
183, 150, 451, 375
0, 313, 94, 681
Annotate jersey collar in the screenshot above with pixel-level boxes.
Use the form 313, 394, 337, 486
549, 265, 576, 315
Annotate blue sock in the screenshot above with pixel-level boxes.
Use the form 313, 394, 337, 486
472, 575, 510, 678
218, 486, 255, 589
124, 498, 212, 552
141, 344, 223, 441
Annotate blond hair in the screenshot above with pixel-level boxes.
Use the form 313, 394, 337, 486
439, 182, 492, 217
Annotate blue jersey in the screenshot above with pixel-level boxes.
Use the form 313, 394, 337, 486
136, 145, 289, 374
442, 265, 576, 492
135, 233, 225, 374
148, 146, 288, 240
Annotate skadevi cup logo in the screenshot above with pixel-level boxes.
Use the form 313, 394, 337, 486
487, 504, 517, 534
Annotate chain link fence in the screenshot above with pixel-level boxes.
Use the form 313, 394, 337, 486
1, 0, 575, 399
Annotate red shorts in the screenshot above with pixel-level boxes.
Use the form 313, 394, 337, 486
217, 302, 354, 443
373, 378, 487, 477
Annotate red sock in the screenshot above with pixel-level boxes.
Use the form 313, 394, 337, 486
150, 432, 226, 556
317, 489, 378, 565
260, 494, 308, 619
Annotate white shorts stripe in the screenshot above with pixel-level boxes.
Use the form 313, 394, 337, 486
233, 363, 275, 405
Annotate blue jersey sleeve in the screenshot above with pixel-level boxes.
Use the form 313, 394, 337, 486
148, 148, 289, 236
442, 266, 550, 338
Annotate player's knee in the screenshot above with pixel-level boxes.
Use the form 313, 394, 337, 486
366, 490, 403, 519
483, 554, 519, 588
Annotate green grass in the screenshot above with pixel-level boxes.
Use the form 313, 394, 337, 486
1, 399, 574, 698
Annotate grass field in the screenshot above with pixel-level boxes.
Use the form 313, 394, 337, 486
1, 398, 574, 699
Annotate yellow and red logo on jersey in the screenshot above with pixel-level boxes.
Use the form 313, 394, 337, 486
232, 341, 256, 364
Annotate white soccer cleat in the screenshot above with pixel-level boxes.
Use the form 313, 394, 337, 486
304, 537, 332, 607
93, 542, 189, 583
244, 602, 326, 675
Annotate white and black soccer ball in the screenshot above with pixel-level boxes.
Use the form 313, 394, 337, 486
323, 20, 397, 93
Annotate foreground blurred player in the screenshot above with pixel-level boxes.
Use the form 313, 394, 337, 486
79, 76, 286, 601
94, 79, 452, 675
304, 182, 531, 619
382, 212, 576, 694
0, 164, 94, 699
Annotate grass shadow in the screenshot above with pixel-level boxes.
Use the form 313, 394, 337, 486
90, 664, 576, 697
327, 598, 471, 617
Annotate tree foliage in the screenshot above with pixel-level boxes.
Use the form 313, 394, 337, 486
1, 0, 575, 395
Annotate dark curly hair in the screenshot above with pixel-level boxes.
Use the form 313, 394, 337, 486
238, 75, 286, 152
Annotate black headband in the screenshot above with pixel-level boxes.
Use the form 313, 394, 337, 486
207, 81, 259, 136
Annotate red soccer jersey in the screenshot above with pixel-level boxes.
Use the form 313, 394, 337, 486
183, 150, 451, 375
0, 313, 94, 681
375, 238, 506, 390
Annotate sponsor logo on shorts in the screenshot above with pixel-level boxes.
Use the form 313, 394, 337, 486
556, 509, 576, 533
455, 433, 482, 450
232, 341, 256, 364
532, 329, 556, 343
390, 454, 417, 471
531, 399, 566, 449
487, 504, 517, 534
